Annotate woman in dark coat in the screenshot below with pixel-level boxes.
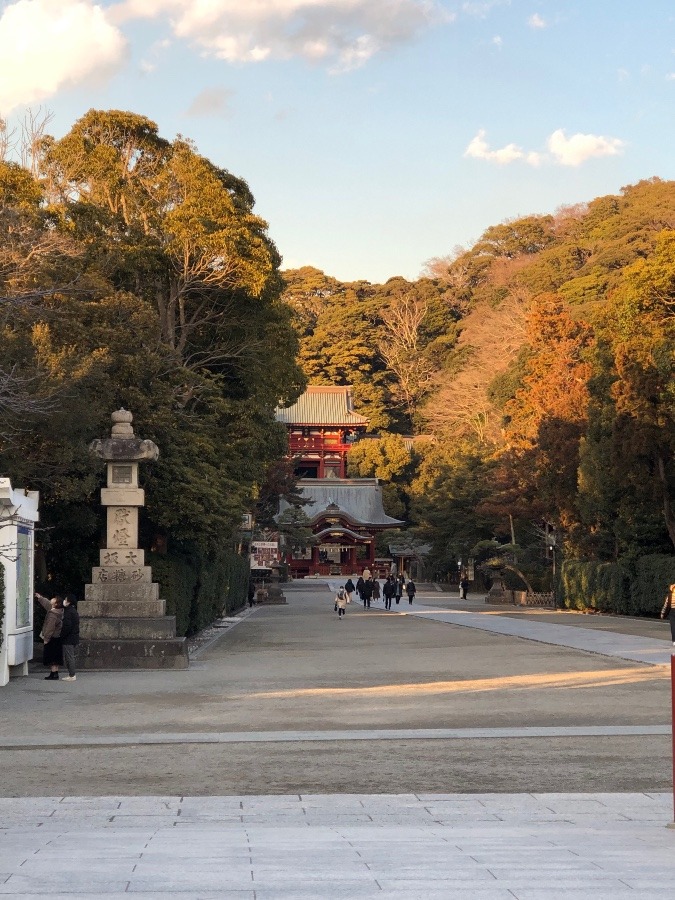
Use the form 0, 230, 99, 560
36, 594, 64, 680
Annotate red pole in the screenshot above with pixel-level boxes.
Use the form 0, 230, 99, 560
672, 653, 675, 824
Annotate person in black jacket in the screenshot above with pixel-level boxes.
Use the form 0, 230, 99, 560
60, 594, 80, 682
383, 576, 395, 611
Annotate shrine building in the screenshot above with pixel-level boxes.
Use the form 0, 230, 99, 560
275, 386, 403, 578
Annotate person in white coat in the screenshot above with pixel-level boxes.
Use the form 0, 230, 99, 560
335, 587, 348, 619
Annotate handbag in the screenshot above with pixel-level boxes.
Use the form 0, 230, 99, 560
334, 602, 338, 611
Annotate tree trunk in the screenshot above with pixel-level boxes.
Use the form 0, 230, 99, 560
502, 563, 535, 594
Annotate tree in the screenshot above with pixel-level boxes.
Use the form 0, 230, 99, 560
378, 289, 435, 421
277, 507, 316, 555
0, 109, 305, 593
591, 231, 675, 549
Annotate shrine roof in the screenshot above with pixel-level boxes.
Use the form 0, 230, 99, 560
280, 478, 404, 528
275, 386, 369, 426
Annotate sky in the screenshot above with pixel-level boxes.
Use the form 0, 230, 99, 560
0, 0, 674, 283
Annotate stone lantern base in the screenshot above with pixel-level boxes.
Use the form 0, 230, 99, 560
79, 582, 188, 669
79, 409, 189, 670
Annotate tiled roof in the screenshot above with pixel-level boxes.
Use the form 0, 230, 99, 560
275, 386, 369, 426
279, 479, 404, 527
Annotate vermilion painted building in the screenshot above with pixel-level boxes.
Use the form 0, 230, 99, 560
275, 386, 403, 578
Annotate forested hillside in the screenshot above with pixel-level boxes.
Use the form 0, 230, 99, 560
1, 105, 672, 618
0, 110, 304, 629
283, 179, 675, 595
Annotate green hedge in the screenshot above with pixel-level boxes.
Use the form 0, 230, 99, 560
558, 560, 629, 612
149, 544, 249, 636
558, 555, 675, 616
630, 555, 675, 616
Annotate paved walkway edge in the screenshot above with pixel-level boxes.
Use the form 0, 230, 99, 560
3, 723, 670, 748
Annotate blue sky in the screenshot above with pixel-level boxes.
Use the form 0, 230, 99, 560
1, 1, 673, 282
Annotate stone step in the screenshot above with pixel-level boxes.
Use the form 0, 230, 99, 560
91, 565, 152, 584
78, 599, 166, 618
80, 616, 177, 640
78, 638, 189, 669
85, 583, 159, 603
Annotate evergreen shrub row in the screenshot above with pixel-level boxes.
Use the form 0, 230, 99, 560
630, 555, 675, 616
558, 555, 675, 616
149, 545, 249, 636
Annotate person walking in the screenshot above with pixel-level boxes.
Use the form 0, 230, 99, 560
372, 578, 381, 602
383, 575, 395, 610
361, 577, 374, 608
356, 575, 365, 604
460, 576, 470, 600
335, 587, 348, 619
344, 578, 355, 604
395, 574, 404, 605
660, 582, 675, 644
60, 594, 80, 682
35, 593, 64, 680
406, 579, 416, 604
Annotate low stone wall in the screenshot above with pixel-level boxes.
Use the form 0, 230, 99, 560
486, 590, 555, 608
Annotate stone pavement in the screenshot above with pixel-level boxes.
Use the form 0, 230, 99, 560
3, 581, 675, 895
403, 603, 674, 666
1, 793, 674, 898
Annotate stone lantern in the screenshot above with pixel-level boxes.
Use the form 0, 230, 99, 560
78, 410, 188, 669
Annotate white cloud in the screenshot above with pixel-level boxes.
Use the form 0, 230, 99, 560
667, 73, 675, 81
465, 128, 623, 167
462, 1, 508, 17
547, 128, 624, 166
464, 130, 531, 165
111, 0, 449, 72
492, 35, 503, 47
0, 0, 126, 114
139, 36, 172, 74
185, 86, 234, 117
527, 13, 546, 29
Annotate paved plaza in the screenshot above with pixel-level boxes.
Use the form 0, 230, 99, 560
0, 792, 674, 898
1, 582, 674, 896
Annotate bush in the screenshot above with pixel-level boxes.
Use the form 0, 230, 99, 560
149, 543, 249, 636
629, 554, 675, 616
559, 555, 675, 616
148, 550, 199, 638
558, 560, 629, 612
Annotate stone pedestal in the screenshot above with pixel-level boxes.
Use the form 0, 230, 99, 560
79, 410, 188, 669
485, 578, 509, 605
